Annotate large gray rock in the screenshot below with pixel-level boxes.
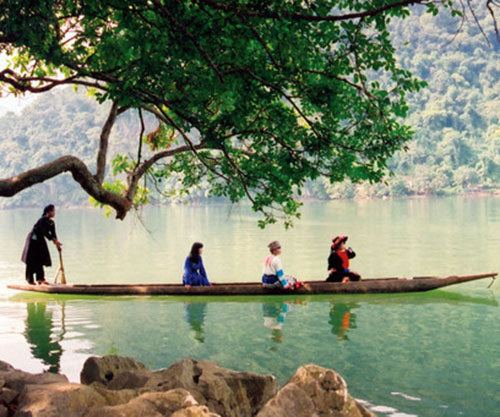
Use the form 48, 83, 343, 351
14, 382, 108, 417
80, 355, 147, 386
256, 365, 376, 417
144, 358, 278, 417
85, 389, 202, 417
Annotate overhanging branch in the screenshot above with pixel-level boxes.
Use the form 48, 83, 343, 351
200, 0, 424, 22
0, 156, 132, 219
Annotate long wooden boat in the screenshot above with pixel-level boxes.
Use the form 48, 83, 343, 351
7, 272, 497, 296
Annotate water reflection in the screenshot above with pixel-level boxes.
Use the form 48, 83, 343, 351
262, 300, 307, 346
328, 301, 359, 341
262, 302, 290, 344
24, 302, 65, 373
184, 302, 207, 343
3, 289, 496, 417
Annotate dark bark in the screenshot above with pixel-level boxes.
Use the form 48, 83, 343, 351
0, 142, 206, 219
94, 102, 119, 184
0, 156, 133, 219
201, 0, 423, 22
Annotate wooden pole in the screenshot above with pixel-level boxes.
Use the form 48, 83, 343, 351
53, 249, 67, 285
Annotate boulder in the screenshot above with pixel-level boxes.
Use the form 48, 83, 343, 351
85, 389, 199, 417
14, 382, 107, 417
256, 365, 376, 417
143, 358, 278, 417
0, 404, 8, 417
106, 369, 151, 391
0, 361, 14, 373
0, 387, 18, 404
80, 355, 147, 386
171, 405, 221, 417
0, 370, 67, 393
90, 385, 137, 406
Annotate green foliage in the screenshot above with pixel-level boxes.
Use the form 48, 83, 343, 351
0, 0, 454, 225
89, 180, 150, 216
1, 1, 498, 221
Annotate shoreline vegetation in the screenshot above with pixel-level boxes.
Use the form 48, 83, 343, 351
0, 355, 376, 417
0, 189, 498, 213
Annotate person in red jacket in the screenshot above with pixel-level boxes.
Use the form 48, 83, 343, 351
326, 235, 361, 283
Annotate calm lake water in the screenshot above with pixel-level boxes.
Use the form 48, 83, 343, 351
0, 197, 499, 417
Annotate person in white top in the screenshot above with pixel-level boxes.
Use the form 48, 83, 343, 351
261, 240, 297, 289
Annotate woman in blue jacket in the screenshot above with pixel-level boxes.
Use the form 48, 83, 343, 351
183, 242, 210, 287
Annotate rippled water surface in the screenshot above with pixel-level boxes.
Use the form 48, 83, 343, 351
0, 197, 499, 417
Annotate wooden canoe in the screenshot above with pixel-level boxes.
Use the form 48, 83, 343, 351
7, 272, 497, 296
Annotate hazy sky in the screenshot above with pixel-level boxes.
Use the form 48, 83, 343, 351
0, 53, 35, 117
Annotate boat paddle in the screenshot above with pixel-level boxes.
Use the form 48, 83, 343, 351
487, 275, 496, 289
53, 248, 67, 285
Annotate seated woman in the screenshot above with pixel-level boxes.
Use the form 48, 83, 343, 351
327, 236, 361, 283
183, 242, 210, 288
262, 241, 298, 289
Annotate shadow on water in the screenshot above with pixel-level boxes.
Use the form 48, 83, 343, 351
184, 302, 207, 343
24, 301, 65, 374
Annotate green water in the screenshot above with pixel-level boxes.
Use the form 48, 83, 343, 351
0, 197, 499, 417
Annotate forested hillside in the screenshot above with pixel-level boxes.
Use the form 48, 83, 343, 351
0, 6, 498, 209
0, 89, 138, 208
306, 6, 500, 199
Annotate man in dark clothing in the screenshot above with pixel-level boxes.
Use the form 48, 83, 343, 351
21, 204, 62, 285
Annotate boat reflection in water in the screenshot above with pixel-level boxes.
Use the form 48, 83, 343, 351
24, 302, 65, 373
184, 302, 208, 343
328, 302, 359, 341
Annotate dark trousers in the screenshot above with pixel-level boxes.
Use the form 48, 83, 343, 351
26, 264, 45, 284
326, 271, 361, 283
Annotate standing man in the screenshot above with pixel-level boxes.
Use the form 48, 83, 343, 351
21, 204, 62, 285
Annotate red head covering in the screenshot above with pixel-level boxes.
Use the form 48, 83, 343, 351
331, 235, 348, 251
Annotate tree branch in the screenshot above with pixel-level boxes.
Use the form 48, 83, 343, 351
0, 68, 77, 93
135, 143, 207, 180
200, 0, 424, 22
0, 68, 109, 95
94, 101, 119, 184
135, 108, 145, 169
0, 156, 132, 219
486, 0, 500, 40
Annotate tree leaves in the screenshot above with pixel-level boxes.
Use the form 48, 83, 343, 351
1, 0, 480, 225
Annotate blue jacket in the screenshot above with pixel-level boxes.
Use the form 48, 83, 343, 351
183, 256, 210, 286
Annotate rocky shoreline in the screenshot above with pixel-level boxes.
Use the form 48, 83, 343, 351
0, 355, 375, 417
